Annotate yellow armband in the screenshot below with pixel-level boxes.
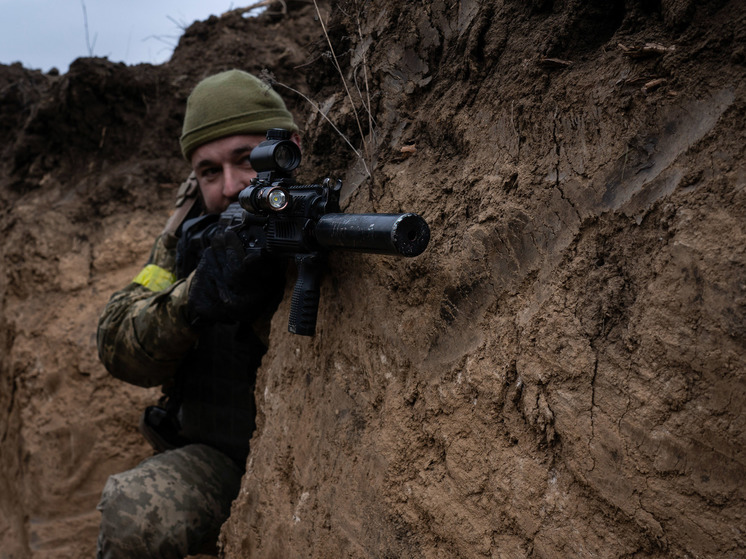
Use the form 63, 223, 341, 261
132, 264, 177, 292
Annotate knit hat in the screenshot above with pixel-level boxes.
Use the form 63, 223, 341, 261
180, 70, 297, 160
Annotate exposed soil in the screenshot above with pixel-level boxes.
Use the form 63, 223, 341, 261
1, 1, 744, 558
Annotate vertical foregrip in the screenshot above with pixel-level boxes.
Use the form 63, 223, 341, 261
288, 253, 324, 336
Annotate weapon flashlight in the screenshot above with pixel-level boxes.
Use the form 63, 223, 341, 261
239, 184, 290, 213
266, 187, 288, 210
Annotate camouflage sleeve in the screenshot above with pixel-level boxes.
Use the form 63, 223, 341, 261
97, 233, 200, 388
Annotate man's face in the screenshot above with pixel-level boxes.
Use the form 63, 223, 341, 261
190, 134, 267, 214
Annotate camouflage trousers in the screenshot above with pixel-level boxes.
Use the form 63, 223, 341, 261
96, 444, 243, 559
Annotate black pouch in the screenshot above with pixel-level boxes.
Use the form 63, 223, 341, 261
139, 405, 189, 453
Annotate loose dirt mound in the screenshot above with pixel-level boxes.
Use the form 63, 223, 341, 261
1, 1, 744, 558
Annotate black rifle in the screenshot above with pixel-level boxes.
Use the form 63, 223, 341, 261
181, 129, 430, 336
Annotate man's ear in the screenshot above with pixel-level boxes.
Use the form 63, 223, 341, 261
291, 132, 302, 152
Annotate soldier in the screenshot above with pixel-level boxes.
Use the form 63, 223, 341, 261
96, 69, 299, 558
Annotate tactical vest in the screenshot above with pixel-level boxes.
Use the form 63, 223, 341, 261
174, 320, 267, 466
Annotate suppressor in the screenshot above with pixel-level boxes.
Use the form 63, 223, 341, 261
313, 213, 430, 257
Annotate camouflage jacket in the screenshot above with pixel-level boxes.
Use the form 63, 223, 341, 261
97, 231, 199, 388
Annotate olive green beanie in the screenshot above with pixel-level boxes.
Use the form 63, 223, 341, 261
180, 70, 297, 160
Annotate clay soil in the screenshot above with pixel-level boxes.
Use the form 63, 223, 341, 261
1, 1, 744, 557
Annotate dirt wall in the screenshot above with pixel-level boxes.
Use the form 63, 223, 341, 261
220, 1, 746, 557
1, 1, 744, 558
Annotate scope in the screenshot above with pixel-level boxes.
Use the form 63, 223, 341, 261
249, 128, 301, 177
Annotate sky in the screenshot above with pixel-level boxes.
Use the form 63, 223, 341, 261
0, 0, 266, 73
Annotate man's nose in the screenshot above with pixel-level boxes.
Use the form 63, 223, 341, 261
222, 166, 247, 199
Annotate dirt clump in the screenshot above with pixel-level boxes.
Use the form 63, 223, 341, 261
1, 1, 745, 558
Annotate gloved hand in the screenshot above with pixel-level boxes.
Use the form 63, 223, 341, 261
187, 227, 284, 325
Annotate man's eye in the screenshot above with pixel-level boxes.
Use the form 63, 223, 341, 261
201, 167, 220, 179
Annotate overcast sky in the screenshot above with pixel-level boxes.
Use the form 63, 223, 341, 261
0, 0, 265, 73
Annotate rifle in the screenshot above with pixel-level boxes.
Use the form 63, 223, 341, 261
181, 129, 430, 336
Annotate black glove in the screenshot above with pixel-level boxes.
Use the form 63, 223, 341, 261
187, 227, 284, 325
